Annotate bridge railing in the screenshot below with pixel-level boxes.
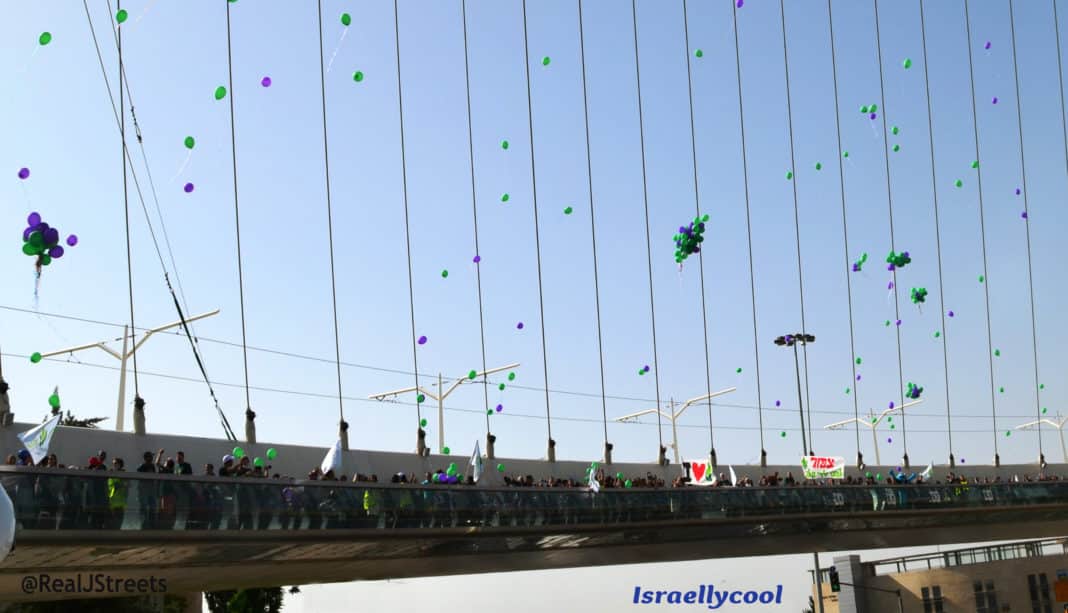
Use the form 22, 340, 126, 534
0, 467, 1063, 532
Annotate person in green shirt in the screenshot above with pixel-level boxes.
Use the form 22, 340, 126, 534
108, 458, 128, 529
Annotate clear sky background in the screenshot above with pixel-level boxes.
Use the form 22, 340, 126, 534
3, 0, 1067, 609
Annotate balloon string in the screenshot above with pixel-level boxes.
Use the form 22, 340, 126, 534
131, 0, 158, 29
326, 28, 348, 74
170, 150, 192, 183
20, 45, 39, 75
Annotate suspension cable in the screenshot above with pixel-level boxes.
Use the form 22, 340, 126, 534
117, 0, 140, 402
872, 0, 909, 459
576, 0, 611, 447
1008, 0, 1044, 461
962, 0, 1001, 460
680, 0, 717, 458
918, 0, 956, 461
731, 0, 766, 456
520, 0, 555, 442
316, 0, 346, 426
825, 0, 863, 464
459, 0, 493, 440
224, 0, 253, 418
629, 0, 664, 452
392, 0, 422, 426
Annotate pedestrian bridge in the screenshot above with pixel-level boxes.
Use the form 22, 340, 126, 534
0, 467, 1067, 602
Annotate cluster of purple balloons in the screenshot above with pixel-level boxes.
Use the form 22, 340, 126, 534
21, 212, 77, 268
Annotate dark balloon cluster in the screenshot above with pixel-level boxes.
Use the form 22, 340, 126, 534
886, 250, 911, 270
906, 381, 923, 400
910, 287, 928, 304
21, 212, 76, 269
674, 214, 709, 265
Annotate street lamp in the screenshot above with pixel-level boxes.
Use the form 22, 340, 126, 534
823, 399, 924, 466
35, 309, 220, 433
1015, 414, 1066, 464
613, 387, 737, 465
774, 333, 815, 456
368, 362, 519, 455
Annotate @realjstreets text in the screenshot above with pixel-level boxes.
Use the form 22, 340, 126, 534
21, 573, 167, 595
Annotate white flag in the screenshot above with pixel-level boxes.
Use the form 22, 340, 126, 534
18, 414, 60, 465
587, 469, 600, 493
920, 462, 933, 480
320, 438, 342, 475
729, 465, 738, 487
470, 441, 483, 483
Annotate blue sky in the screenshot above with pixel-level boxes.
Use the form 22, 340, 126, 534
3, 0, 1068, 472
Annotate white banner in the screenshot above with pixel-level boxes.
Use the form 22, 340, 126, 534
800, 456, 845, 479
320, 438, 342, 475
686, 459, 716, 486
17, 415, 60, 465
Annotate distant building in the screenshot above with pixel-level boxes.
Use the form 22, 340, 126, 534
813, 538, 1068, 612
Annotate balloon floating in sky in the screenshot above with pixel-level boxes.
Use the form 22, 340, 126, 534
261, 76, 272, 87
516, 322, 524, 329
815, 162, 822, 170
1015, 188, 1021, 195
67, 235, 78, 247
353, 71, 364, 82
17, 168, 29, 180
775, 400, 781, 407
214, 86, 227, 100
736, 367, 742, 373
785, 170, 793, 180
39, 32, 52, 46
910, 287, 928, 304
183, 182, 194, 193
985, 41, 992, 50
498, 383, 505, 391
638, 365, 651, 376
891, 126, 900, 135
842, 151, 850, 158
184, 136, 195, 150
441, 269, 448, 278
694, 49, 703, 58
501, 140, 509, 149
22, 213, 76, 291
507, 372, 516, 381
903, 58, 912, 69
886, 250, 911, 270
906, 381, 923, 400
855, 357, 862, 365
1021, 211, 1028, 219
992, 97, 998, 105
564, 206, 573, 215
341, 12, 352, 26
542, 57, 551, 66
736, 0, 743, 7
472, 254, 481, 263
420, 418, 427, 427
673, 214, 709, 265
418, 335, 427, 345
30, 352, 42, 364
934, 331, 941, 338
994, 348, 1000, 357
978, 274, 984, 283
955, 179, 963, 188
892, 144, 900, 152
496, 404, 503, 413
116, 9, 128, 23
468, 370, 477, 380
852, 252, 868, 272
971, 160, 979, 169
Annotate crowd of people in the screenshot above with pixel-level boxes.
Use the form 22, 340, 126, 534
2, 448, 1064, 532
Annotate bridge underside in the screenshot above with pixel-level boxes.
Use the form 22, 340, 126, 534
1, 503, 1066, 601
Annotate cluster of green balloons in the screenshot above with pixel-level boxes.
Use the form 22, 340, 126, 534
906, 381, 923, 400
886, 250, 911, 270
48, 390, 60, 409
910, 287, 928, 304
673, 214, 709, 265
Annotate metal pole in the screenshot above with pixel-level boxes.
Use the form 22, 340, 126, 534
896, 590, 903, 613
872, 424, 881, 466
1059, 426, 1066, 464
794, 344, 808, 455
438, 373, 444, 453
116, 326, 129, 432
670, 401, 681, 464
812, 552, 826, 613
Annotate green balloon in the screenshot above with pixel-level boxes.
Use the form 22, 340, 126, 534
892, 144, 900, 152
420, 418, 427, 427
501, 139, 509, 149
736, 367, 742, 373
443, 446, 450, 454
253, 457, 264, 468
1043, 407, 1048, 414
870, 103, 878, 112
865, 471, 872, 478
842, 151, 850, 158
39, 32, 52, 46
29, 231, 43, 248
780, 431, 786, 437
624, 479, 632, 488
39, 254, 52, 267
353, 71, 364, 82
815, 162, 822, 170
417, 394, 425, 403
876, 473, 882, 480
978, 275, 985, 283
341, 12, 352, 26
971, 160, 979, 169
233, 446, 245, 459
1005, 430, 1011, 437
861, 105, 869, 113
591, 462, 599, 469
785, 171, 793, 180
184, 136, 195, 150
616, 472, 623, 479
498, 383, 505, 391
266, 448, 277, 460
542, 56, 551, 66
468, 370, 477, 380
30, 352, 42, 364
501, 193, 510, 202
116, 9, 128, 23
563, 206, 573, 215
48, 394, 60, 408
955, 179, 963, 188
22, 243, 37, 256
891, 126, 900, 135
441, 269, 448, 278
934, 331, 941, 338
855, 357, 862, 365
994, 349, 1000, 357
507, 372, 516, 381
999, 386, 1005, 393
496, 463, 505, 472
903, 58, 912, 69
214, 86, 227, 100
487, 409, 493, 415
694, 49, 703, 58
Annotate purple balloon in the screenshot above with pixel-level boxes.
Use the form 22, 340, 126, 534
27, 212, 41, 227
18, 168, 30, 180
473, 255, 481, 263
417, 335, 427, 345
261, 76, 272, 87
736, 0, 743, 7
889, 401, 895, 409
896, 319, 902, 326
495, 404, 503, 412
870, 112, 877, 120
516, 322, 524, 330
48, 245, 64, 259
887, 437, 892, 443
775, 400, 781, 407
1021, 211, 1028, 219
856, 374, 862, 381
991, 96, 998, 105
184, 182, 194, 193
947, 310, 954, 317
887, 281, 894, 290
22, 227, 32, 241
66, 234, 78, 247
643, 365, 650, 372
960, 458, 965, 464
43, 228, 59, 246
985, 41, 991, 50
1015, 188, 1021, 195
